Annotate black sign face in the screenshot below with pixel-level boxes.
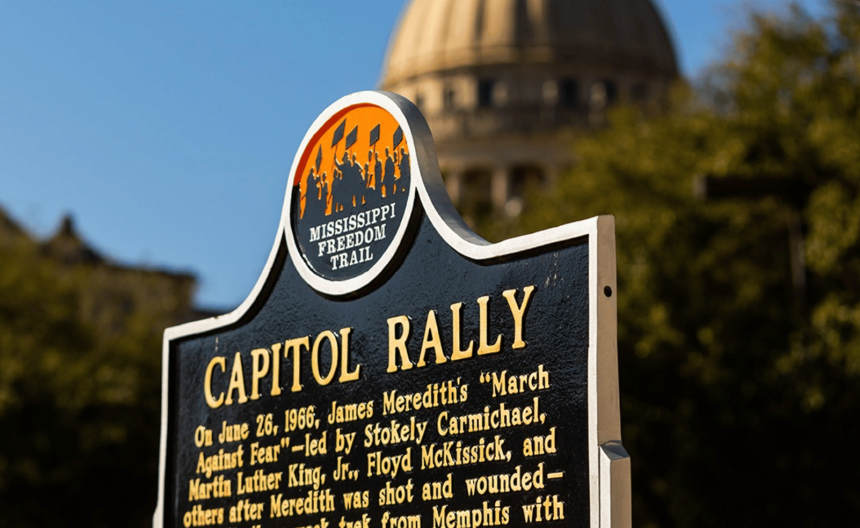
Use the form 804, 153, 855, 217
154, 92, 627, 528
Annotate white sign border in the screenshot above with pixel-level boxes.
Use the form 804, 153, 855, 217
153, 91, 629, 528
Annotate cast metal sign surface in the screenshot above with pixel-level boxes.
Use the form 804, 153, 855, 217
154, 91, 629, 528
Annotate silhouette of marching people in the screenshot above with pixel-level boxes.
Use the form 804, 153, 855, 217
300, 125, 410, 221
301, 166, 329, 221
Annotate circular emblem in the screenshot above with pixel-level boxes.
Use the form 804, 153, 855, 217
286, 94, 418, 294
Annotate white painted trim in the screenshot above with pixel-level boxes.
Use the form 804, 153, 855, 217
282, 92, 421, 295
153, 91, 624, 528
600, 442, 632, 528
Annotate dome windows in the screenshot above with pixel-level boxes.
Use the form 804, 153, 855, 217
478, 79, 495, 107
559, 78, 579, 108
602, 80, 618, 105
589, 80, 618, 111
444, 86, 457, 110
543, 78, 580, 108
477, 79, 509, 108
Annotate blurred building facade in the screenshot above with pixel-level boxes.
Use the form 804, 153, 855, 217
380, 0, 679, 224
0, 207, 210, 328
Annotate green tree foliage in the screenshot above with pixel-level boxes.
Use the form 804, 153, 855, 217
510, 1, 860, 525
0, 220, 196, 528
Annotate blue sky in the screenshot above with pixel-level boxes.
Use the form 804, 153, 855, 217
0, 0, 828, 309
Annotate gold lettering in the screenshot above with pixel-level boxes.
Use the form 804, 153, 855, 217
432, 502, 510, 528
204, 357, 226, 409
225, 352, 248, 405
523, 428, 557, 457
422, 474, 453, 501
367, 448, 413, 478
382, 511, 421, 528
182, 505, 225, 527
228, 500, 264, 523
195, 425, 213, 447
249, 441, 281, 465
342, 490, 370, 510
270, 488, 336, 517
188, 475, 232, 501
387, 315, 413, 373
502, 286, 535, 349
249, 348, 270, 400
338, 328, 360, 382
284, 336, 310, 392
464, 464, 545, 496
436, 398, 543, 437
271, 342, 283, 396
312, 331, 338, 386
521, 495, 564, 522
450, 303, 474, 361
477, 296, 501, 355
195, 445, 244, 479
378, 478, 415, 506
219, 420, 249, 443
417, 310, 446, 367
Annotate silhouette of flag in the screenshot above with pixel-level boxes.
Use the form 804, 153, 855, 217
331, 119, 346, 147
369, 124, 381, 146
345, 125, 358, 149
393, 126, 403, 149
315, 146, 323, 171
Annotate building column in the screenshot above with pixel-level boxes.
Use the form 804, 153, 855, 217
445, 169, 463, 205
491, 165, 509, 211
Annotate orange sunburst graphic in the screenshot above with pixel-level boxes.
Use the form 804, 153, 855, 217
293, 104, 410, 220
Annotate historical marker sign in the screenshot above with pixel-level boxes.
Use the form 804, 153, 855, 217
154, 91, 629, 528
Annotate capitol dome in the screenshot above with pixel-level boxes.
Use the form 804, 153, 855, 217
380, 0, 679, 222
383, 0, 677, 88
